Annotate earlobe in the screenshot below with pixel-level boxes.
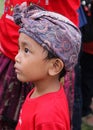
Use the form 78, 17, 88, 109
48, 59, 64, 76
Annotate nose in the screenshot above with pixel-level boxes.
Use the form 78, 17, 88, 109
15, 52, 20, 63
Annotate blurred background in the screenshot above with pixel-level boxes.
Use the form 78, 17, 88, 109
0, 0, 4, 16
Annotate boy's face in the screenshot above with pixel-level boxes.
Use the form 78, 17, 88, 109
14, 33, 50, 82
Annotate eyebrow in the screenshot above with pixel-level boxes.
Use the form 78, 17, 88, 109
18, 38, 31, 47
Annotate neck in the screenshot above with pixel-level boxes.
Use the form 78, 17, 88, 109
31, 78, 60, 98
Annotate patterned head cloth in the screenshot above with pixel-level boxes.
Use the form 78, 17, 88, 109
13, 3, 81, 71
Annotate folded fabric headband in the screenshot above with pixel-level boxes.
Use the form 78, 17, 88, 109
13, 3, 81, 71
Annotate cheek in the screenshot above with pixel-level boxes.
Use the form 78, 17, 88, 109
17, 68, 32, 82
18, 60, 37, 81
22, 62, 32, 75
17, 60, 32, 81
19, 57, 48, 82
24, 62, 46, 81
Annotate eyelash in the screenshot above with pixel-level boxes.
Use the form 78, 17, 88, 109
18, 46, 31, 54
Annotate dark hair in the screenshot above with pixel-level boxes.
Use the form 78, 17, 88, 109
43, 48, 66, 80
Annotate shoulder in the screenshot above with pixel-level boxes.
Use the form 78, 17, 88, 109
35, 87, 69, 125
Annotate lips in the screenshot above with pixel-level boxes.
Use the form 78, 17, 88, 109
14, 64, 21, 74
15, 68, 21, 74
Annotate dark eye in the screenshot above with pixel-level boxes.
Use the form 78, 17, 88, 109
25, 48, 29, 53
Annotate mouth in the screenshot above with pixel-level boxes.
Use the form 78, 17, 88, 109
14, 65, 21, 74
15, 68, 21, 74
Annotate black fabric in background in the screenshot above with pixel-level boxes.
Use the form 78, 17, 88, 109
80, 3, 93, 43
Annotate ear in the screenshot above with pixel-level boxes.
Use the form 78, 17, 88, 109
48, 58, 64, 76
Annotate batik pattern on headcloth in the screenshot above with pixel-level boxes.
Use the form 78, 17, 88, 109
13, 3, 81, 71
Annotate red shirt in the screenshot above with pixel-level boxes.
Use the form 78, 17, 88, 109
0, 0, 80, 60
16, 85, 70, 130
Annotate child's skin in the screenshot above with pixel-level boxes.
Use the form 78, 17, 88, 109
14, 33, 64, 98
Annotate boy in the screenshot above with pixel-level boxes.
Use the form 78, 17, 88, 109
14, 4, 81, 130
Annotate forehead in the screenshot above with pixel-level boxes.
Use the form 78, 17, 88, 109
19, 33, 46, 52
19, 33, 38, 46
19, 33, 33, 44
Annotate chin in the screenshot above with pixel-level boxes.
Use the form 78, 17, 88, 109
17, 75, 26, 82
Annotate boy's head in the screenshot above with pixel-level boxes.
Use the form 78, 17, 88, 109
14, 3, 81, 81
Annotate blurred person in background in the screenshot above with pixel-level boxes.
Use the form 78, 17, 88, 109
80, 0, 93, 126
